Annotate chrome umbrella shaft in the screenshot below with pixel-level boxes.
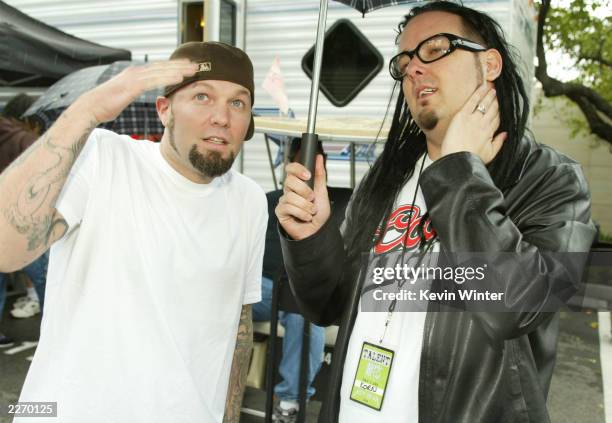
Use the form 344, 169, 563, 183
301, 0, 329, 188
306, 0, 329, 135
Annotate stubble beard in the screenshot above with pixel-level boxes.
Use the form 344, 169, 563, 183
167, 113, 179, 153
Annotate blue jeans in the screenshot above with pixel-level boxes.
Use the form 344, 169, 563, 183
0, 251, 49, 322
253, 277, 325, 401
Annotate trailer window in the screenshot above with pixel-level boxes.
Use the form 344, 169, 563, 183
182, 2, 204, 43
180, 1, 235, 45
302, 19, 383, 107
220, 0, 236, 46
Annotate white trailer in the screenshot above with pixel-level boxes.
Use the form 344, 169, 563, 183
2, 0, 536, 191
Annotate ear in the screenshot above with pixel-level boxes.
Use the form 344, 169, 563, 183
484, 48, 503, 82
156, 96, 172, 126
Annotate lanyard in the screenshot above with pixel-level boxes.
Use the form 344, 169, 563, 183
379, 152, 430, 344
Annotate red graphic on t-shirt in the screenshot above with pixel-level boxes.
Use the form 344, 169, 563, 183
374, 204, 436, 254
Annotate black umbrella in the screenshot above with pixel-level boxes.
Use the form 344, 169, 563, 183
335, 0, 419, 16
24, 61, 164, 140
299, 0, 422, 186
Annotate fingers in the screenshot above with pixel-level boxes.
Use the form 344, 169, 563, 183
313, 154, 327, 194
277, 186, 317, 223
471, 86, 503, 161
488, 131, 508, 161
144, 59, 198, 73
463, 84, 489, 114
130, 61, 199, 92
481, 89, 500, 138
110, 60, 198, 93
285, 162, 312, 180
480, 89, 497, 114
283, 173, 314, 202
486, 111, 501, 138
276, 200, 315, 223
282, 191, 317, 215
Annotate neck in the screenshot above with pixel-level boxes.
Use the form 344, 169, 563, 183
424, 127, 447, 161
421, 111, 455, 161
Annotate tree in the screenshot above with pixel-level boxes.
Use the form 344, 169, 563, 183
536, 0, 611, 144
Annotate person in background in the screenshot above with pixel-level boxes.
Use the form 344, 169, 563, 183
253, 138, 352, 422
0, 94, 48, 346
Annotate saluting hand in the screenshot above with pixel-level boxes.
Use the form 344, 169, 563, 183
78, 59, 199, 124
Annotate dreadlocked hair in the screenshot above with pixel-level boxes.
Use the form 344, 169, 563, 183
343, 0, 530, 268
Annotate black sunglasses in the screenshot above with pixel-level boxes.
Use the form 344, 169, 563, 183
389, 33, 487, 80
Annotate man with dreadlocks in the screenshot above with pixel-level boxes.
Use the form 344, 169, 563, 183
275, 2, 595, 422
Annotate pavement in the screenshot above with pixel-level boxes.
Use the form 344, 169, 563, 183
0, 288, 609, 423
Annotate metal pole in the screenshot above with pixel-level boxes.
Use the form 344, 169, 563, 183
204, 0, 221, 42
264, 134, 279, 191
300, 0, 328, 188
350, 142, 356, 189
306, 0, 328, 134
238, 0, 248, 173
297, 322, 310, 423
264, 270, 282, 423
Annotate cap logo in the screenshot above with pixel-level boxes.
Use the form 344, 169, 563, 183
197, 62, 212, 72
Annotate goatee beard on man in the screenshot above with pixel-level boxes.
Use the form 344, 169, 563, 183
189, 145, 235, 178
416, 109, 439, 131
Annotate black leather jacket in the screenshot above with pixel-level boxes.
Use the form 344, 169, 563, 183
280, 137, 595, 423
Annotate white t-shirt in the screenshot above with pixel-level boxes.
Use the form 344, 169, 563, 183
16, 129, 268, 423
340, 153, 438, 422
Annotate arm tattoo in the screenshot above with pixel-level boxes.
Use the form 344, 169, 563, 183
223, 304, 253, 423
1, 118, 97, 251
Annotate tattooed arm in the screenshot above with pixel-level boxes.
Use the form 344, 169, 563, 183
223, 304, 253, 423
0, 106, 98, 271
0, 60, 198, 272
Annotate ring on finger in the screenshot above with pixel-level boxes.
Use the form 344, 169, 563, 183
476, 104, 486, 114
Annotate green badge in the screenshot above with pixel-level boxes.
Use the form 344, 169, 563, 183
349, 342, 395, 411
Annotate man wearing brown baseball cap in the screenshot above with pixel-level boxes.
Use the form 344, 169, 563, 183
1, 42, 267, 423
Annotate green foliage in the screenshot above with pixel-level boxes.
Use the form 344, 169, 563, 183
599, 231, 612, 243
542, 0, 611, 137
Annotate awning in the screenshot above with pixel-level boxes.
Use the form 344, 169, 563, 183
0, 0, 131, 87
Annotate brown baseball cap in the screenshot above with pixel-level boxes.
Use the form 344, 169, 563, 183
164, 41, 255, 140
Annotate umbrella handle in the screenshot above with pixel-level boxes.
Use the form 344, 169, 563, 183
300, 133, 319, 189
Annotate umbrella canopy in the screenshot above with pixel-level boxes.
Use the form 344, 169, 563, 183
334, 0, 422, 16
24, 61, 164, 140
0, 1, 131, 87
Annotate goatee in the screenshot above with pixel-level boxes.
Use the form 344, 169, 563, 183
416, 109, 439, 131
189, 146, 235, 178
